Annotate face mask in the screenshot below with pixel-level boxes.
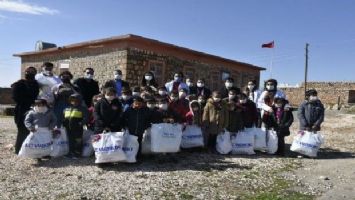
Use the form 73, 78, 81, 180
43, 70, 52, 76
174, 76, 181, 82
213, 97, 221, 102
145, 75, 153, 81
159, 104, 168, 110
197, 83, 204, 88
228, 94, 236, 100
248, 85, 255, 90
179, 92, 186, 99
309, 96, 318, 101
198, 99, 205, 104
186, 82, 193, 87
105, 95, 115, 101
147, 103, 156, 109
266, 85, 275, 90
121, 95, 130, 101
275, 104, 283, 108
34, 106, 48, 113
225, 82, 233, 88
239, 99, 247, 104
132, 92, 140, 97
158, 91, 166, 96
170, 96, 178, 101
114, 74, 122, 80
85, 74, 94, 79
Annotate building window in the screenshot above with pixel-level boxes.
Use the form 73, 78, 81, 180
148, 61, 165, 85
59, 63, 70, 73
183, 66, 196, 81
221, 71, 230, 81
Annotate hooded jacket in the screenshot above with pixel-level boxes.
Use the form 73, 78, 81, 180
62, 94, 89, 129
94, 97, 123, 134
185, 100, 203, 126
24, 108, 57, 130
297, 100, 324, 131
202, 98, 229, 134
121, 106, 151, 137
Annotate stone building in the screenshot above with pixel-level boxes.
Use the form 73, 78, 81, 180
14, 34, 265, 91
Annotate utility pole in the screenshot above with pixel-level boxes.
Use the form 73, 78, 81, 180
304, 43, 309, 99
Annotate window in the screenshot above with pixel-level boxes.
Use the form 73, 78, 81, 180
183, 66, 196, 81
221, 71, 230, 81
59, 63, 70, 74
148, 61, 165, 85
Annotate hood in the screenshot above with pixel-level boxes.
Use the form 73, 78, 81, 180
189, 100, 199, 111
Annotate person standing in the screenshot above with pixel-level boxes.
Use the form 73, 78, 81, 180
141, 71, 158, 92
103, 69, 130, 97
74, 67, 100, 107
165, 72, 189, 94
11, 66, 40, 154
220, 78, 241, 99
298, 89, 325, 132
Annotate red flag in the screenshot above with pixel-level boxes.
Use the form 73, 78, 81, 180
262, 41, 274, 48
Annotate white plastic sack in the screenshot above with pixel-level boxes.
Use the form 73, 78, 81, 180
92, 132, 126, 163
266, 130, 278, 154
82, 129, 94, 157
150, 123, 182, 153
19, 128, 53, 158
122, 133, 139, 163
141, 128, 152, 154
50, 128, 69, 157
290, 131, 324, 157
231, 131, 255, 155
247, 127, 267, 151
216, 131, 232, 154
181, 125, 204, 148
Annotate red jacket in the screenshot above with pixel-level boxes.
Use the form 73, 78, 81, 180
169, 99, 189, 123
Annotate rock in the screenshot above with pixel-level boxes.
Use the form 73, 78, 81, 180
5, 143, 14, 150
319, 176, 330, 180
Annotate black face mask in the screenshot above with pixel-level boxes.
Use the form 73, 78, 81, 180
25, 73, 36, 80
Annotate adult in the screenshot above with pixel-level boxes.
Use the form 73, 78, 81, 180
196, 78, 211, 98
220, 77, 241, 98
52, 71, 80, 126
165, 72, 189, 94
11, 66, 39, 154
245, 79, 262, 106
35, 62, 62, 106
297, 89, 324, 132
257, 79, 286, 113
103, 69, 129, 97
74, 67, 100, 107
185, 77, 197, 95
141, 71, 158, 92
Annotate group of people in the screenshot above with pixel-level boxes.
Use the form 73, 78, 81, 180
11, 61, 325, 161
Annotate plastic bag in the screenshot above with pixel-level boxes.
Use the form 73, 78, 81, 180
122, 133, 139, 163
150, 123, 182, 153
290, 131, 324, 157
141, 128, 152, 154
50, 128, 69, 157
82, 129, 94, 157
216, 131, 232, 154
181, 125, 204, 148
231, 131, 255, 155
266, 130, 278, 154
92, 132, 126, 163
246, 127, 267, 151
19, 128, 53, 158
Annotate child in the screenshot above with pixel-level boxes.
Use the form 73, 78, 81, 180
146, 97, 161, 124
63, 94, 88, 158
185, 100, 203, 126
168, 90, 189, 123
156, 98, 179, 124
298, 89, 324, 132
94, 87, 123, 134
226, 101, 244, 133
197, 95, 207, 109
237, 93, 258, 128
121, 97, 152, 157
120, 88, 133, 112
24, 99, 58, 160
87, 94, 102, 131
202, 91, 229, 150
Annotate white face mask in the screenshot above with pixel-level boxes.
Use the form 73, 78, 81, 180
186, 82, 193, 87
158, 91, 166, 96
43, 70, 52, 76
145, 75, 153, 81
34, 106, 48, 113
275, 104, 283, 108
174, 76, 181, 82
179, 92, 186, 99
198, 99, 205, 104
159, 104, 168, 110
132, 92, 140, 97
239, 99, 247, 104
213, 97, 221, 102
85, 74, 94, 79
121, 95, 130, 101
197, 83, 204, 88
266, 85, 275, 90
105, 95, 115, 101
147, 103, 156, 109
225, 82, 233, 88
248, 85, 255, 90
228, 94, 236, 100
114, 74, 122, 80
309, 96, 318, 101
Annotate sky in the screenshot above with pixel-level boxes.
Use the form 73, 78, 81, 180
1, 0, 355, 87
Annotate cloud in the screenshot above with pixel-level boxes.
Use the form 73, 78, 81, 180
0, 0, 59, 15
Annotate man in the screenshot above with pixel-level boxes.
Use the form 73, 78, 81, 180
35, 62, 62, 106
11, 66, 39, 154
186, 77, 197, 95
74, 67, 100, 107
165, 72, 189, 94
196, 78, 211, 98
298, 89, 324, 132
103, 69, 130, 97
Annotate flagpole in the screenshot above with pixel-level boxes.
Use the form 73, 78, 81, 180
269, 45, 275, 78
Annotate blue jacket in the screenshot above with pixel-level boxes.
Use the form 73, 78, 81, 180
297, 100, 324, 131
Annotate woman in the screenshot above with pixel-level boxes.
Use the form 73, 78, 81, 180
141, 71, 158, 92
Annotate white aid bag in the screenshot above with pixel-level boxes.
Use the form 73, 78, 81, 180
141, 128, 152, 154
150, 123, 182, 153
122, 133, 139, 163
231, 131, 255, 155
181, 125, 204, 148
82, 129, 94, 157
92, 132, 126, 163
216, 131, 232, 154
290, 131, 324, 157
266, 130, 278, 154
50, 128, 69, 157
19, 128, 53, 158
247, 127, 267, 151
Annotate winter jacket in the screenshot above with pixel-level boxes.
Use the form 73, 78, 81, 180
87, 106, 95, 130
257, 90, 286, 111
11, 79, 39, 125
74, 78, 100, 107
103, 79, 130, 96
169, 99, 190, 123
155, 108, 180, 124
184, 101, 203, 126
120, 97, 133, 112
165, 80, 189, 93
196, 87, 211, 98
220, 86, 241, 99
63, 102, 88, 130
202, 99, 229, 135
24, 109, 57, 130
226, 110, 244, 133
121, 107, 151, 137
237, 100, 258, 128
148, 107, 163, 124
188, 86, 197, 95
94, 98, 123, 134
262, 106, 294, 136
297, 100, 324, 131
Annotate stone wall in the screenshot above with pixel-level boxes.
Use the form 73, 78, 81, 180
0, 88, 14, 105
279, 82, 355, 108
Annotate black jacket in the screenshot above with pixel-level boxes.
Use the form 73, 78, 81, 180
74, 78, 100, 107
103, 80, 130, 91
156, 108, 180, 124
226, 110, 244, 132
220, 86, 241, 98
196, 87, 211, 98
121, 107, 151, 137
11, 79, 39, 125
263, 107, 294, 136
189, 86, 198, 95
94, 98, 122, 134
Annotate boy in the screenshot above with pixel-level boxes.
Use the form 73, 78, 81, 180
226, 101, 244, 133
156, 98, 179, 124
120, 88, 133, 112
298, 89, 324, 132
63, 94, 88, 158
168, 90, 189, 123
237, 93, 258, 128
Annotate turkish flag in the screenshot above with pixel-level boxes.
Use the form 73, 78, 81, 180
262, 41, 274, 48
